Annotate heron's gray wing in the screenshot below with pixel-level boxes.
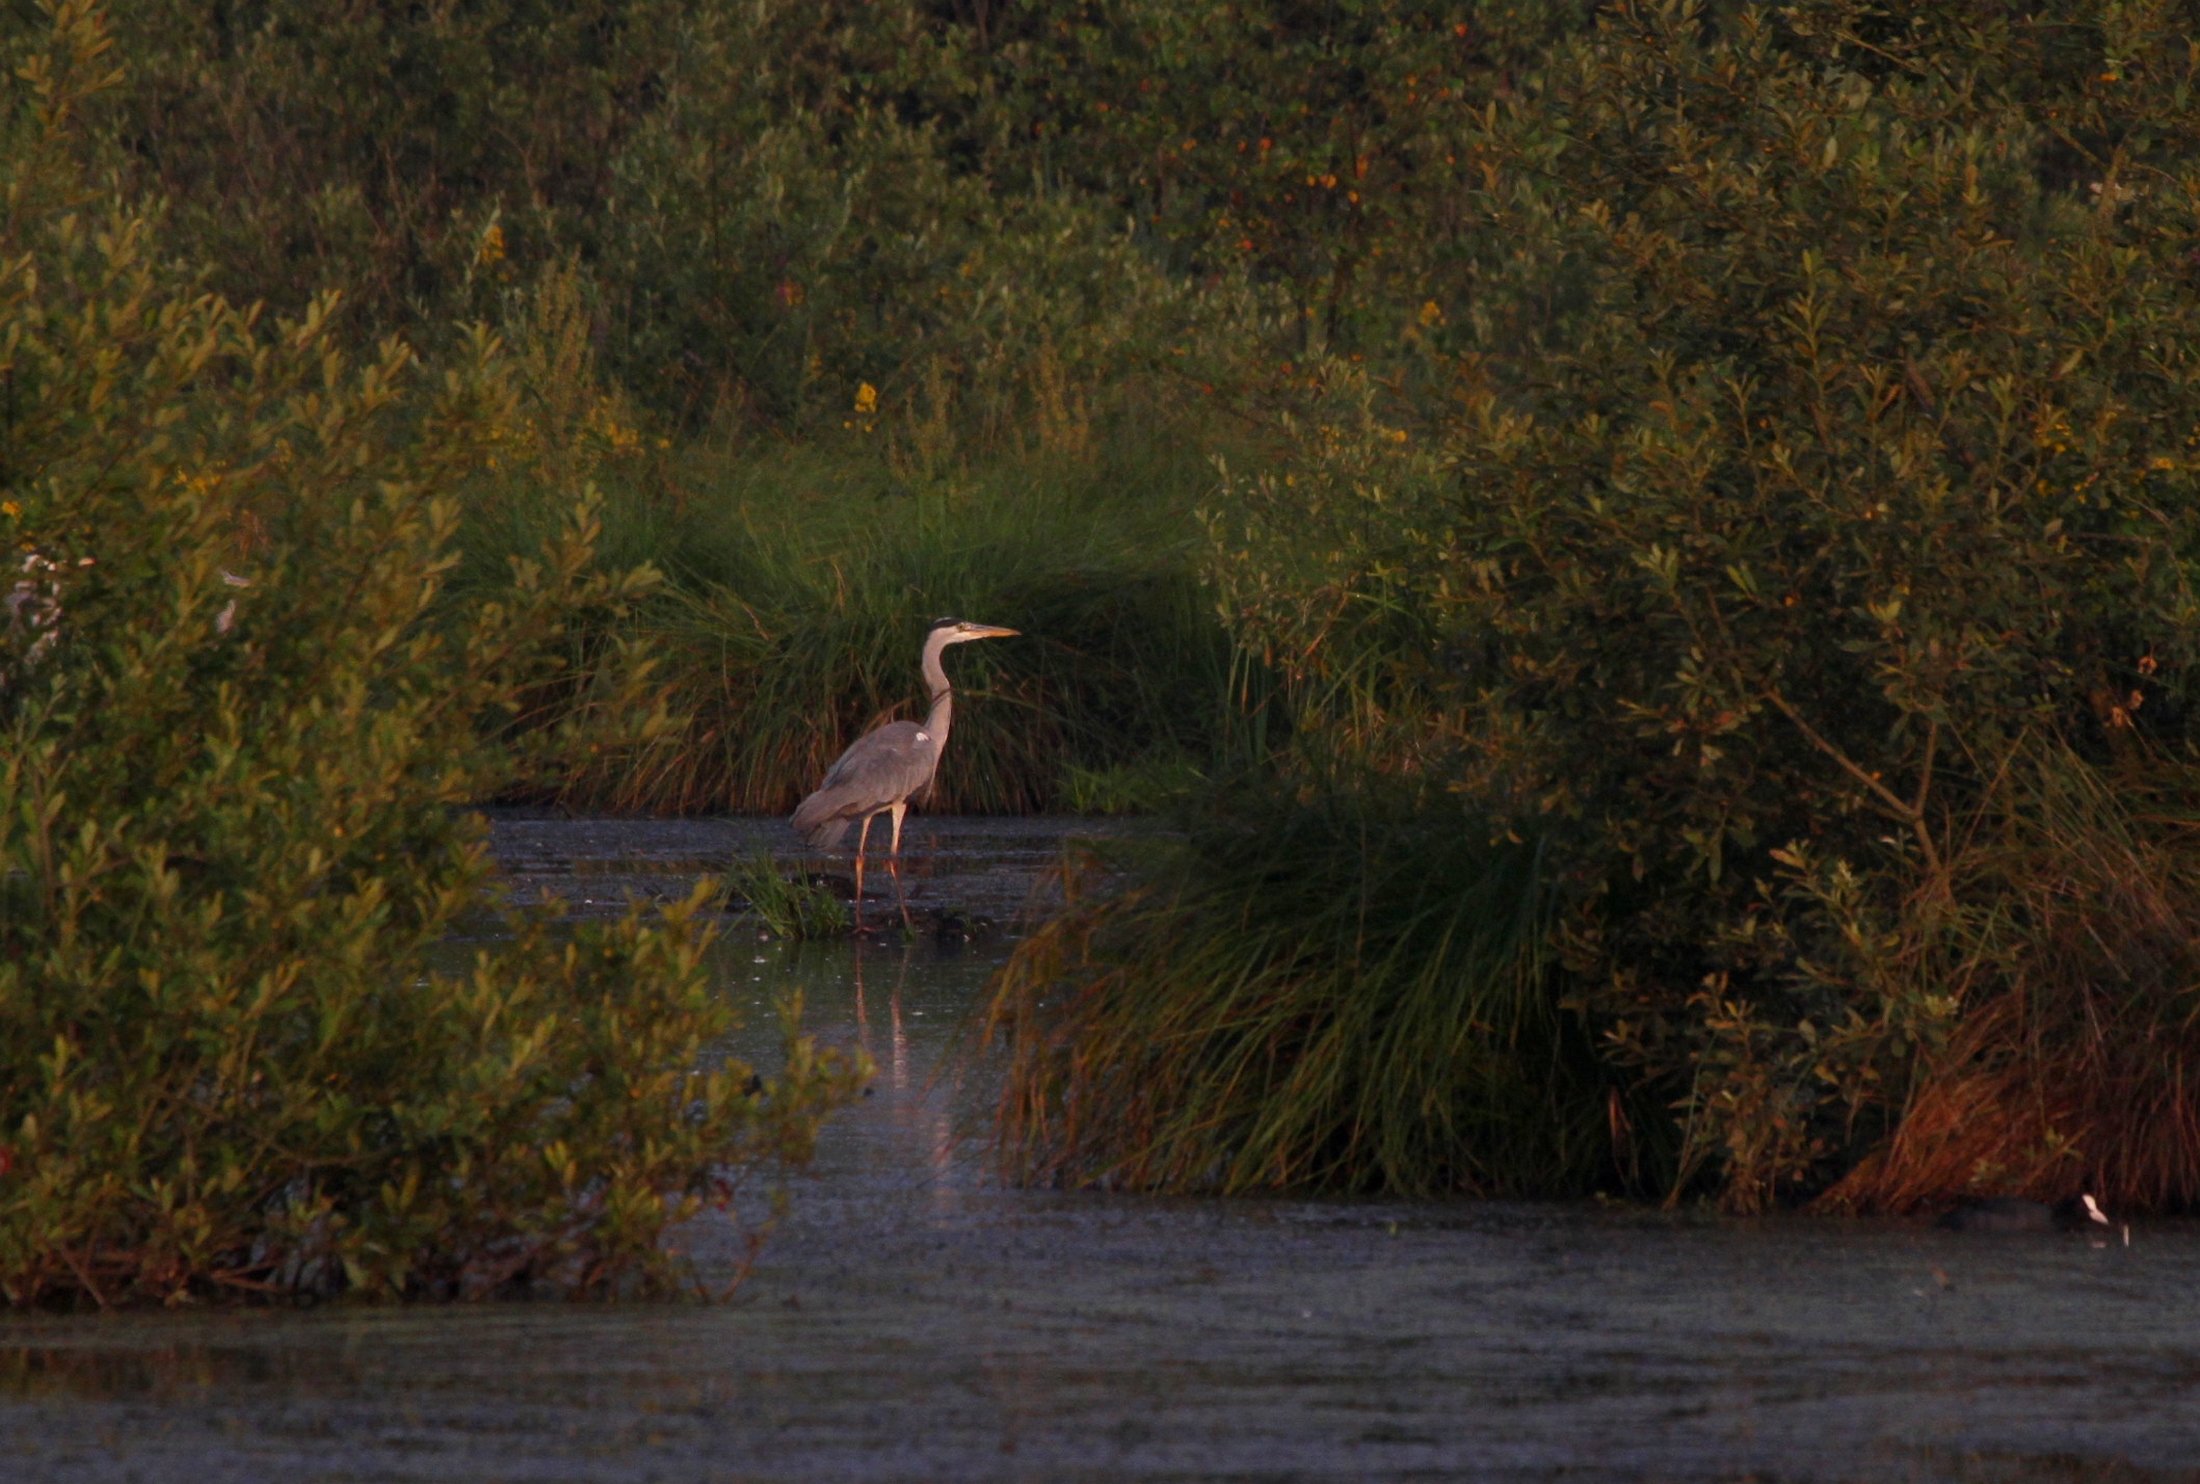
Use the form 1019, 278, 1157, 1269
791, 721, 943, 847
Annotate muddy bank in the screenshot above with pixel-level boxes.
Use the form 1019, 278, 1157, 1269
3, 818, 2194, 1482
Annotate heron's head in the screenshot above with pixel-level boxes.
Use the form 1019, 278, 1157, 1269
930, 616, 1020, 645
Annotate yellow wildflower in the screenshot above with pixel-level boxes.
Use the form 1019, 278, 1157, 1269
854, 382, 879, 415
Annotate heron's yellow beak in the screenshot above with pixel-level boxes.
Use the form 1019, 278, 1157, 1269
964, 623, 1020, 639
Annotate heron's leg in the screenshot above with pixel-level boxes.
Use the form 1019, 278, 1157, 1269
888, 807, 913, 928
883, 803, 913, 925
853, 812, 875, 926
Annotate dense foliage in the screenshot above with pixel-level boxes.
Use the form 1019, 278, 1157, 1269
7, 0, 1585, 432
13, 0, 2200, 1222
0, 4, 861, 1304
990, 0, 2200, 1210
0, 0, 1352, 812
1206, 0, 2200, 1205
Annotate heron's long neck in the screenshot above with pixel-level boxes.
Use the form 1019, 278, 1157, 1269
920, 632, 954, 751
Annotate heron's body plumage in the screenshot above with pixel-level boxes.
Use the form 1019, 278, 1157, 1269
791, 720, 941, 847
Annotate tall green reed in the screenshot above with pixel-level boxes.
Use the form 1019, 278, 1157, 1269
458, 430, 1240, 815
983, 782, 1616, 1196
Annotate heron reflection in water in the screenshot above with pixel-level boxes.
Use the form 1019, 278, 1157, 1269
791, 617, 1019, 922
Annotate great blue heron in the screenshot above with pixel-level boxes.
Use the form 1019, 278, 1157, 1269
792, 617, 1019, 915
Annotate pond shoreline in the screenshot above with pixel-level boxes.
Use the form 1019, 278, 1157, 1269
3, 816, 2191, 1482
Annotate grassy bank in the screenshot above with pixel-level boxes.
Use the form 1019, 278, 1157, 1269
985, 783, 1621, 1197
455, 420, 1246, 817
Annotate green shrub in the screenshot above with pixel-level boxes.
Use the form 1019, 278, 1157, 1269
70, 0, 1213, 437
1202, 0, 2200, 1206
52, 0, 1590, 441
938, 0, 1590, 358
0, 6, 862, 1305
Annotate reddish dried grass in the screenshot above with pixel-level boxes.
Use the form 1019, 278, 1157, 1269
1824, 991, 2200, 1213
1824, 768, 2200, 1215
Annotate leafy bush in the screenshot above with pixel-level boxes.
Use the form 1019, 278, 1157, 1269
938, 0, 1589, 358
47, 0, 1594, 441
72, 0, 1210, 436
0, 5, 861, 1305
1202, 0, 2200, 1207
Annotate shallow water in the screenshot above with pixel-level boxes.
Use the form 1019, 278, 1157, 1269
5, 817, 2197, 1482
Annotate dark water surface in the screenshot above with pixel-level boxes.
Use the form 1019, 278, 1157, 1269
5, 817, 2198, 1482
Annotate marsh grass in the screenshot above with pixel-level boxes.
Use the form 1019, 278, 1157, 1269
722, 853, 850, 941
982, 783, 1614, 1196
1059, 755, 1209, 815
457, 427, 1239, 815
1820, 749, 2200, 1215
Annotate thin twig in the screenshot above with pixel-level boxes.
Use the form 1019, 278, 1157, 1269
1762, 688, 1943, 877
